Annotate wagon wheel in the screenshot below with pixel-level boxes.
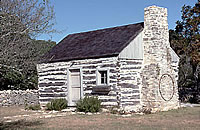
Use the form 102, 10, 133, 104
159, 74, 175, 101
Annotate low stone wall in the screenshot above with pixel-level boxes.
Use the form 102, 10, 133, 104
0, 90, 39, 106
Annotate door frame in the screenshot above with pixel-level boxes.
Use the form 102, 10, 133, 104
67, 67, 83, 106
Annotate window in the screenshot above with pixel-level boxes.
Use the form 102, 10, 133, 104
96, 69, 109, 85
99, 71, 107, 84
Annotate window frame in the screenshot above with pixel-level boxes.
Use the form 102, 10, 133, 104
96, 68, 110, 86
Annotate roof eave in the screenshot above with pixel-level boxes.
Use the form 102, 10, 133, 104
39, 54, 119, 64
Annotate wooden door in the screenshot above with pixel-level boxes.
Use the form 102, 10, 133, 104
69, 69, 81, 106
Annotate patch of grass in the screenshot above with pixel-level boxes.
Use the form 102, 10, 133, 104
158, 107, 200, 116
109, 106, 119, 114
25, 104, 41, 110
0, 120, 43, 130
0, 106, 200, 129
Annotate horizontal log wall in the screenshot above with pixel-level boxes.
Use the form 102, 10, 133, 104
118, 59, 143, 112
37, 57, 119, 106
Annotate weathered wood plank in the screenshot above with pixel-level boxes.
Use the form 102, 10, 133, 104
39, 82, 66, 87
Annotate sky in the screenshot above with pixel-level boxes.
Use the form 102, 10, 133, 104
38, 0, 197, 43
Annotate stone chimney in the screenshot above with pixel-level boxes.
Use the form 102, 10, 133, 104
141, 6, 179, 112
143, 5, 169, 64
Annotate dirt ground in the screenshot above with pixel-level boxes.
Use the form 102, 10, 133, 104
0, 106, 200, 130
0, 106, 37, 118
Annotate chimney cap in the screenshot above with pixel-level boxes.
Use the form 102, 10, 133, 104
145, 5, 167, 10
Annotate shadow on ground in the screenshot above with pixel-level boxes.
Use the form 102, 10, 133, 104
0, 119, 43, 130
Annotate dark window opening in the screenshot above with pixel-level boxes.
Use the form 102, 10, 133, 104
99, 71, 107, 84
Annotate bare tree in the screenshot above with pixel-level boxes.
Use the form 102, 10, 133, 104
0, 0, 56, 65
0, 0, 56, 89
0, 0, 55, 37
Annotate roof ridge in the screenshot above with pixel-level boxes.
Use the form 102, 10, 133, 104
67, 22, 144, 36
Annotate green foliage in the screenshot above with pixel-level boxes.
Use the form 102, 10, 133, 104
0, 65, 24, 90
25, 104, 41, 111
46, 99, 68, 111
76, 96, 101, 113
0, 39, 55, 90
175, 1, 200, 39
172, 0, 200, 65
30, 40, 56, 62
170, 0, 200, 103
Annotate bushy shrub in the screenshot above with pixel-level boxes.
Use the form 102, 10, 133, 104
25, 104, 41, 110
46, 99, 68, 111
76, 96, 101, 113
